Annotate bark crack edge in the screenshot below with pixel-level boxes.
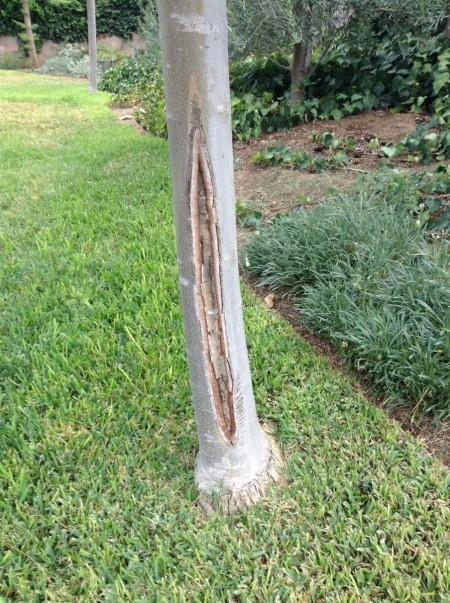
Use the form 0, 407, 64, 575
190, 127, 236, 445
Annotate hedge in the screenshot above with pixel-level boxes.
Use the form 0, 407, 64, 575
0, 0, 144, 42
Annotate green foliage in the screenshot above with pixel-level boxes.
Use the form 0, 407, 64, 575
366, 166, 450, 234
245, 180, 450, 418
96, 44, 127, 61
98, 32, 450, 145
35, 44, 89, 78
232, 31, 450, 142
228, 0, 447, 69
99, 51, 156, 95
307, 33, 447, 114
95, 0, 144, 39
99, 52, 166, 137
236, 200, 263, 228
0, 0, 144, 41
0, 51, 26, 70
252, 141, 350, 172
1, 72, 449, 601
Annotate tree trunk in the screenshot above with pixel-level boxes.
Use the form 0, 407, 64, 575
290, 0, 313, 102
290, 40, 312, 103
20, 0, 38, 69
86, 0, 97, 92
157, 0, 284, 514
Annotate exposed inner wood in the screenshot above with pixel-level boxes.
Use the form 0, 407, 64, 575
190, 128, 236, 444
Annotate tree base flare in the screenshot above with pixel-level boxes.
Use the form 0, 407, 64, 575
197, 433, 285, 515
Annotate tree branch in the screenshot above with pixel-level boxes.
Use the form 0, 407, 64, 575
267, 54, 291, 71
306, 40, 333, 80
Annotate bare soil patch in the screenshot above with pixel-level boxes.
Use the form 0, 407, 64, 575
234, 109, 427, 217
111, 106, 147, 135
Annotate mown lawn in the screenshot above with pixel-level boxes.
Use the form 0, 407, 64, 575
0, 71, 449, 602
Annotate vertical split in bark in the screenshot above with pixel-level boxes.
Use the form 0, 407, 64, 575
158, 0, 284, 513
190, 123, 236, 444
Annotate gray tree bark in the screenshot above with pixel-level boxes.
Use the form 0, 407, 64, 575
290, 0, 312, 102
290, 40, 312, 102
86, 0, 97, 92
157, 0, 284, 514
21, 0, 38, 69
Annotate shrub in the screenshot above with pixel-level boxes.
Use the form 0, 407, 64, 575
0, 52, 27, 70
98, 31, 450, 147
0, 0, 144, 42
99, 53, 166, 137
364, 167, 450, 234
35, 44, 89, 78
245, 182, 450, 418
229, 31, 450, 142
99, 52, 156, 95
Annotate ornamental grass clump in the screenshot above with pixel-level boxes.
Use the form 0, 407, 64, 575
245, 191, 450, 418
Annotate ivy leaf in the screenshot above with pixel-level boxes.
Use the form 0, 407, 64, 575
380, 145, 398, 158
331, 108, 343, 120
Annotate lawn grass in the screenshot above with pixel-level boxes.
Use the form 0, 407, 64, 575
0, 71, 449, 602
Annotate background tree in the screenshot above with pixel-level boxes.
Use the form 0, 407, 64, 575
20, 0, 38, 67
227, 0, 448, 100
157, 0, 284, 513
0, 0, 144, 44
86, 0, 97, 92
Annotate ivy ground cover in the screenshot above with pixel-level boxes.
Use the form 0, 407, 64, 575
0, 72, 448, 602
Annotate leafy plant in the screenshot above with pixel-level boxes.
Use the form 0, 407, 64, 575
97, 44, 128, 62
99, 52, 158, 95
311, 131, 356, 152
99, 52, 166, 137
236, 200, 263, 228
252, 142, 349, 172
365, 166, 450, 234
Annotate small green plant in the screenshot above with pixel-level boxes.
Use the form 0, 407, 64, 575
251, 142, 293, 166
0, 52, 27, 70
366, 165, 450, 234
236, 200, 263, 228
97, 45, 128, 62
252, 142, 349, 172
311, 131, 356, 152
